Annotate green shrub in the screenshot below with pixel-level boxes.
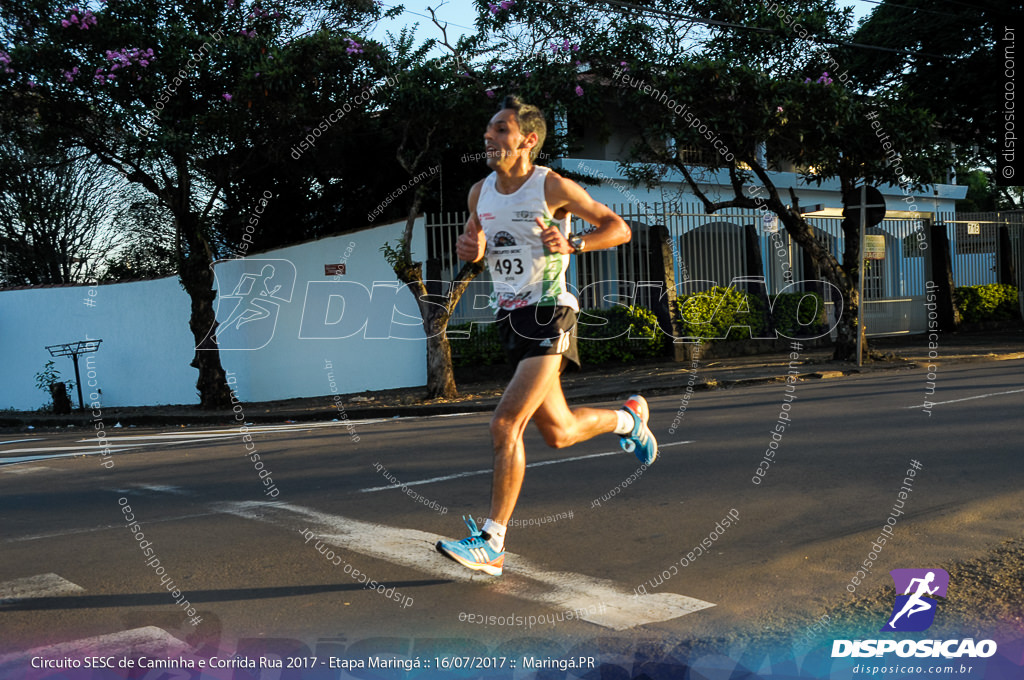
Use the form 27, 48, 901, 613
577, 305, 670, 364
448, 320, 505, 367
448, 305, 671, 367
675, 286, 769, 341
954, 284, 1020, 323
771, 291, 828, 338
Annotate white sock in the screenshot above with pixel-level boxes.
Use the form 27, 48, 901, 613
482, 519, 506, 551
613, 409, 634, 435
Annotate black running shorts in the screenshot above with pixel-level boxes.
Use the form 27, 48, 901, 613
496, 305, 581, 372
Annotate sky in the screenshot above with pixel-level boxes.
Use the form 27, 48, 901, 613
367, 0, 875, 55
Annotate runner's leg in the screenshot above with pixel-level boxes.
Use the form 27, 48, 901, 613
488, 353, 564, 525
531, 379, 618, 449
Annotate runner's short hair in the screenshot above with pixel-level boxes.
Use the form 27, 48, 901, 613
501, 95, 546, 162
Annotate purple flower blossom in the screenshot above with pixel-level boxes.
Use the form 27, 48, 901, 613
524, 70, 531, 78
95, 74, 106, 84
62, 7, 97, 30
485, 89, 495, 98
223, 93, 232, 101
490, 64, 497, 71
28, 79, 37, 88
488, 2, 499, 14
571, 43, 579, 52
575, 85, 584, 96
345, 38, 363, 54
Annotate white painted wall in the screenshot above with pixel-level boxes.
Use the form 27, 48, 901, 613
0, 219, 427, 411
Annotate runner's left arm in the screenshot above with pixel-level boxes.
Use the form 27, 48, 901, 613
537, 171, 631, 254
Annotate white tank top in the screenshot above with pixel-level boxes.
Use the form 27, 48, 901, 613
476, 165, 578, 312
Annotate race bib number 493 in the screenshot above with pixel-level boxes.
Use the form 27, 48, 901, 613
490, 246, 525, 283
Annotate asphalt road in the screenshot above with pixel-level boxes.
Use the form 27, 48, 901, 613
1, 358, 1022, 674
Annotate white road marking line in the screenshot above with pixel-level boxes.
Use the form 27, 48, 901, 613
0, 573, 85, 601
0, 627, 192, 673
358, 440, 696, 493
0, 439, 45, 445
0, 427, 329, 466
0, 448, 142, 466
0, 443, 139, 455
0, 415, 471, 468
75, 422, 360, 441
135, 484, 192, 495
0, 465, 51, 475
5, 513, 217, 544
904, 387, 1024, 408
215, 500, 714, 631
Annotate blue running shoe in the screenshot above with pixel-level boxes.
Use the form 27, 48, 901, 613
436, 516, 505, 576
620, 394, 659, 465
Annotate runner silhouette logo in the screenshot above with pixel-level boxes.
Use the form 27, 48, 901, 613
881, 568, 949, 632
200, 259, 297, 350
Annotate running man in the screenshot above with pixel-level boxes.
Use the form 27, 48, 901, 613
888, 571, 939, 628
435, 95, 658, 576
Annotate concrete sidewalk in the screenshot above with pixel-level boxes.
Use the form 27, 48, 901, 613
3, 327, 1021, 431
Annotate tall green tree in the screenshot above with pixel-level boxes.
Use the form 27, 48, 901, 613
846, 0, 1021, 205
0, 0, 393, 407
470, 0, 953, 360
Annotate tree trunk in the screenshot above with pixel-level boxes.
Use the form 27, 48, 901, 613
178, 212, 233, 410
832, 178, 870, 362
831, 283, 861, 361
425, 312, 458, 399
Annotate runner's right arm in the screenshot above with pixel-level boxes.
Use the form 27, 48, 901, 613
457, 181, 486, 262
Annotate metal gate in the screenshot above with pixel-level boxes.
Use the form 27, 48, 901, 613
426, 206, 1024, 333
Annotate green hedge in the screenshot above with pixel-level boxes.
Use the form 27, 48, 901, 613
771, 291, 829, 338
675, 287, 828, 341
954, 284, 1020, 323
448, 289, 832, 366
577, 305, 670, 364
676, 286, 767, 340
448, 305, 670, 367
447, 320, 505, 367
